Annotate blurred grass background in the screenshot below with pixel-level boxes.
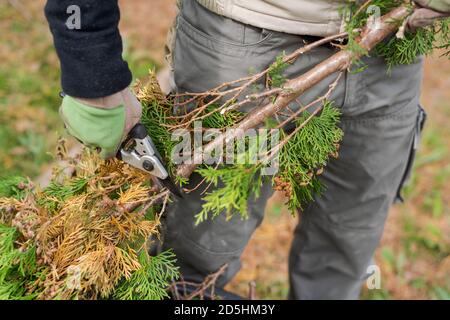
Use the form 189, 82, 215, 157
0, 0, 448, 300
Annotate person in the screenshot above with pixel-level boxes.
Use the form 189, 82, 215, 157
44, 0, 450, 299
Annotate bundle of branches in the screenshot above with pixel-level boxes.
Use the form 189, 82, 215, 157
0, 1, 449, 300
0, 155, 178, 300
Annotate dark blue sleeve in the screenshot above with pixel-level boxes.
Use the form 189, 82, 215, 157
45, 0, 133, 98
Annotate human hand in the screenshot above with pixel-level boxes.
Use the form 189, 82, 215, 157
59, 88, 142, 159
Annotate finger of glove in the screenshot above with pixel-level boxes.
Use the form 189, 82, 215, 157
407, 8, 450, 32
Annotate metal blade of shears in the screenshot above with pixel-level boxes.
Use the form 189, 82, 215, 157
157, 177, 184, 198
118, 124, 183, 198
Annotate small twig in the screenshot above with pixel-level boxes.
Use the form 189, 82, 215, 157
259, 71, 344, 164
249, 281, 257, 300
259, 105, 324, 166
275, 72, 343, 130
354, 0, 374, 19
169, 264, 228, 300
125, 190, 170, 214
143, 190, 170, 211
171, 32, 350, 128
184, 161, 222, 195
221, 88, 284, 114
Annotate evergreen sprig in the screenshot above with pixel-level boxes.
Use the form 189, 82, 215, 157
141, 101, 179, 177
0, 176, 28, 199
195, 165, 263, 224
38, 177, 88, 212
378, 19, 450, 69
267, 52, 290, 88
0, 225, 40, 300
113, 250, 179, 300
346, 0, 450, 69
202, 105, 243, 129
278, 102, 343, 212
195, 102, 343, 221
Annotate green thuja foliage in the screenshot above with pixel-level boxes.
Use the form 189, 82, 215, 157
38, 177, 88, 212
141, 101, 180, 177
113, 250, 179, 300
190, 1, 450, 223
377, 20, 450, 69
0, 176, 28, 199
344, 0, 404, 63
42, 178, 88, 201
0, 177, 39, 299
202, 105, 243, 129
345, 0, 450, 69
0, 226, 19, 283
267, 52, 290, 88
0, 225, 40, 300
278, 102, 343, 212
195, 165, 263, 224
437, 20, 450, 55
348, 0, 404, 28
194, 102, 342, 221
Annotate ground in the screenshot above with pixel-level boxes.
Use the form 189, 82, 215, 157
0, 0, 448, 300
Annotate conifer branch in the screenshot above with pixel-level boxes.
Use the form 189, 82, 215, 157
176, 5, 411, 179
2, 2, 448, 300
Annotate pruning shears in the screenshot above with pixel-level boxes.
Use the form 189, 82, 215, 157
118, 123, 183, 198
59, 91, 182, 198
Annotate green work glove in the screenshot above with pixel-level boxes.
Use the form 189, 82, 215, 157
408, 0, 450, 32
60, 88, 142, 159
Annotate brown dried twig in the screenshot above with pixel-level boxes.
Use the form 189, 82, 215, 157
169, 264, 229, 300
165, 31, 350, 130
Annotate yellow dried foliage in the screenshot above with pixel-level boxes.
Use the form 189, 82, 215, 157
0, 149, 162, 300
135, 70, 169, 107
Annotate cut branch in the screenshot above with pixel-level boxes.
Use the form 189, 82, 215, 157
176, 6, 411, 179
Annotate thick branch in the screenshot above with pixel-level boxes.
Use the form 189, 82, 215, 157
176, 6, 410, 179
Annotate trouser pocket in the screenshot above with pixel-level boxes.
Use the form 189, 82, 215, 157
395, 105, 427, 203
179, 0, 273, 48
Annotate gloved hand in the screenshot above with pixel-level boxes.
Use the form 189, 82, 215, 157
408, 0, 450, 32
60, 88, 142, 159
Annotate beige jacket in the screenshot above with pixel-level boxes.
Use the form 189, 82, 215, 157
196, 0, 351, 37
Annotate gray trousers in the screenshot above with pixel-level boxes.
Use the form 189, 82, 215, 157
162, 1, 426, 299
